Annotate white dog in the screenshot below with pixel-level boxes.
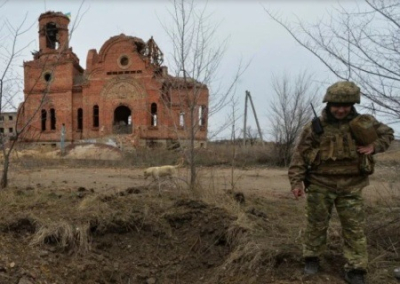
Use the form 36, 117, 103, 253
144, 158, 184, 181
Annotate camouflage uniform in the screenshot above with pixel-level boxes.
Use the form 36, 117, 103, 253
288, 81, 394, 273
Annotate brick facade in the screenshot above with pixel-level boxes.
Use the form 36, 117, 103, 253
0, 112, 17, 137
18, 11, 209, 148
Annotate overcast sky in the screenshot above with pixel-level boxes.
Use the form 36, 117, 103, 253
2, 0, 398, 140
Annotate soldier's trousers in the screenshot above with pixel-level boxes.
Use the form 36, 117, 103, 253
303, 185, 368, 272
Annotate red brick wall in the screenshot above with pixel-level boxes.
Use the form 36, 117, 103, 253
19, 12, 208, 146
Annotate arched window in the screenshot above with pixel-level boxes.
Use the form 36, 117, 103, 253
50, 108, 56, 130
93, 105, 99, 127
41, 109, 47, 131
179, 112, 185, 127
45, 22, 58, 49
151, 103, 158, 126
199, 105, 207, 126
77, 108, 83, 131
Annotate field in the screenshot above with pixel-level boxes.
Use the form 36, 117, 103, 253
0, 143, 399, 284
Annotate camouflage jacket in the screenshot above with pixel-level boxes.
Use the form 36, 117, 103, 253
288, 108, 394, 191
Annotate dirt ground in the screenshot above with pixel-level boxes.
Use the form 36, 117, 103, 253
0, 144, 399, 284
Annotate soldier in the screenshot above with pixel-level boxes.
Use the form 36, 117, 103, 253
288, 81, 394, 284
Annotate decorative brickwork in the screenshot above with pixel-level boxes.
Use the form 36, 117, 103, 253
18, 11, 209, 148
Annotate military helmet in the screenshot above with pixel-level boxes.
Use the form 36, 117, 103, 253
323, 81, 360, 104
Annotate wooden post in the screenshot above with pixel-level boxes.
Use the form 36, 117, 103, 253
247, 91, 264, 145
243, 91, 248, 147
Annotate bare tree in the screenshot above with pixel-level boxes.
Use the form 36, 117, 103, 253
228, 95, 241, 190
265, 0, 400, 123
162, 0, 244, 189
0, 5, 87, 188
269, 71, 319, 166
0, 13, 35, 188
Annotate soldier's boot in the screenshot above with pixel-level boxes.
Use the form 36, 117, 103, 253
344, 269, 366, 284
304, 257, 319, 275
394, 267, 400, 280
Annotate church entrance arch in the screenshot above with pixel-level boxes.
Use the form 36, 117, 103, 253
113, 106, 132, 134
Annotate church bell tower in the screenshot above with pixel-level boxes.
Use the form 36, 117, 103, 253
38, 12, 70, 55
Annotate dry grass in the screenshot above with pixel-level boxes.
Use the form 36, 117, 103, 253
0, 141, 399, 283
8, 141, 280, 169
375, 140, 400, 167
30, 220, 91, 253
0, 177, 398, 283
0, 187, 164, 254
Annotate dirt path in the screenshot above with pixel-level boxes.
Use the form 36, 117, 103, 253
8, 165, 398, 201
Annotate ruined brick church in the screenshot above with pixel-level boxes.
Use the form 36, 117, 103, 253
18, 11, 209, 148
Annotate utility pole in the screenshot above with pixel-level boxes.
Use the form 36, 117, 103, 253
243, 90, 264, 146
243, 91, 248, 147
